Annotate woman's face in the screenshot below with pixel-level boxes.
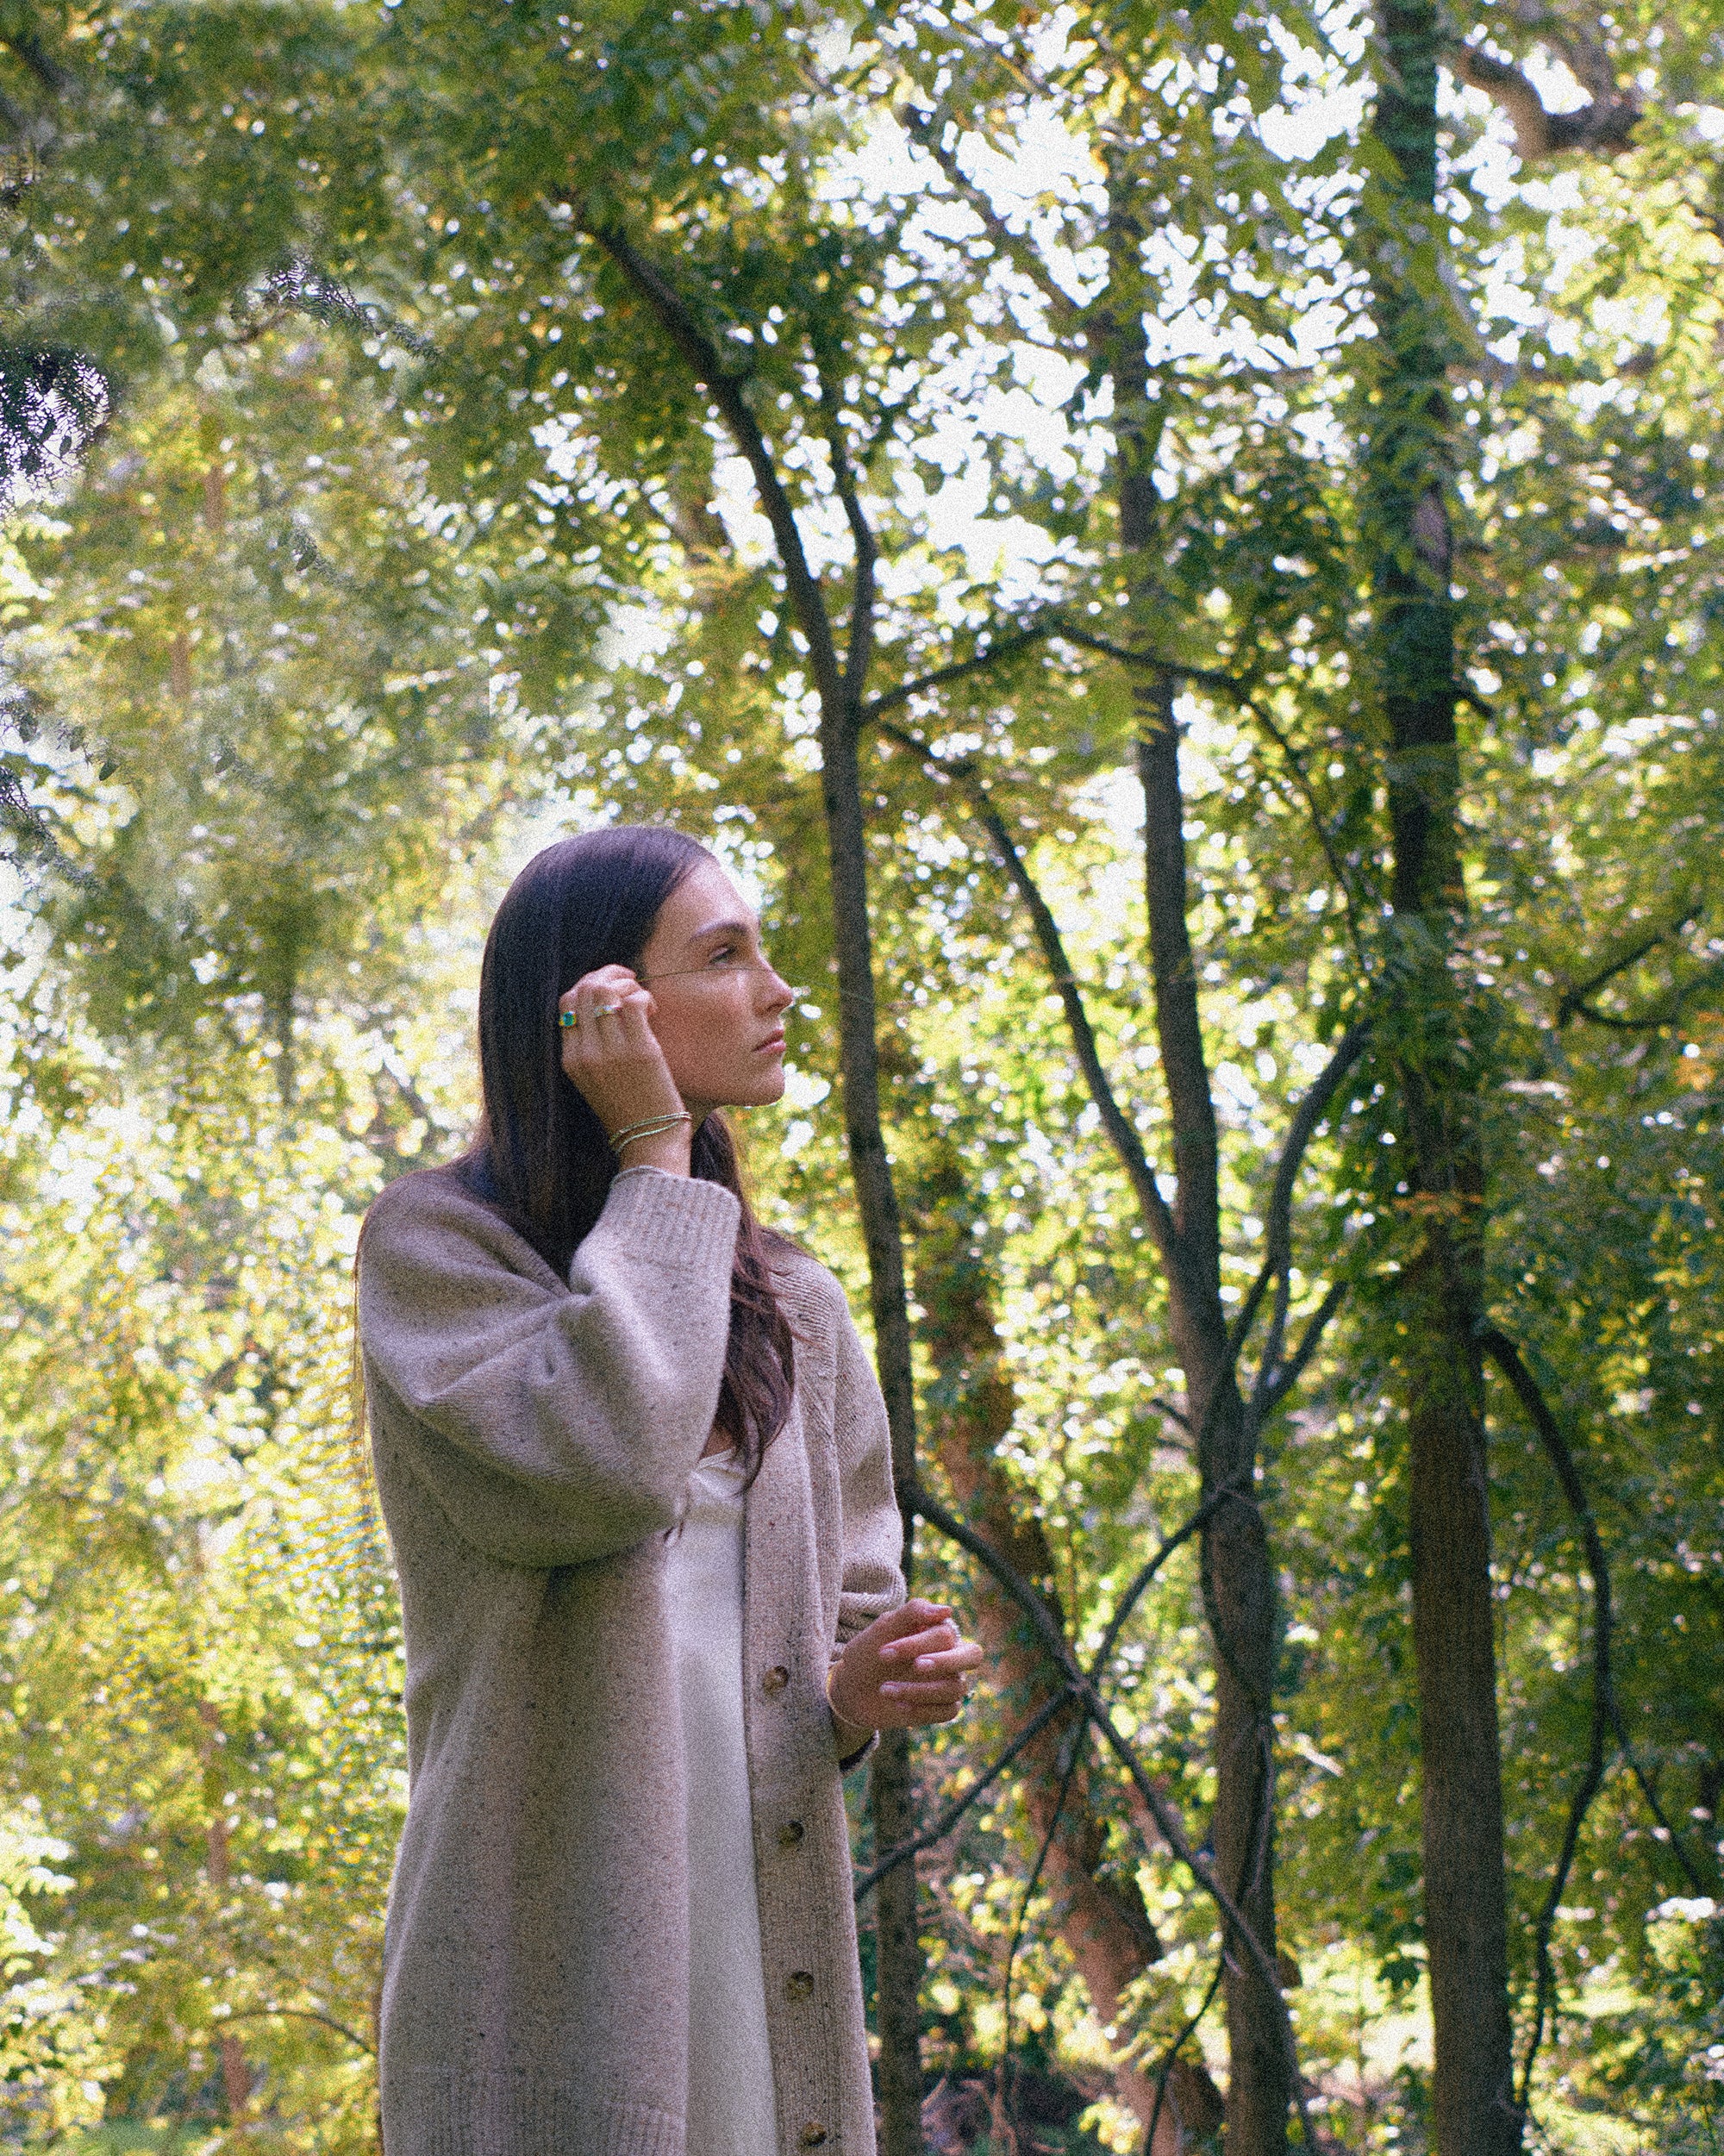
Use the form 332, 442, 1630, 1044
634, 859, 794, 1120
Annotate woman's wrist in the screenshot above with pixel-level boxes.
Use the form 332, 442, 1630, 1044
612, 1128, 691, 1175
826, 1664, 875, 1747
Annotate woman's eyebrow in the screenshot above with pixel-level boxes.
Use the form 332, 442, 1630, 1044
689, 915, 759, 946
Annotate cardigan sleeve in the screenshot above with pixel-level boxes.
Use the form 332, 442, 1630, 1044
359, 1165, 740, 1569
828, 1285, 908, 1651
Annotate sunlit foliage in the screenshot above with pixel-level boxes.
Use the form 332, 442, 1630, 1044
0, 0, 1719, 2150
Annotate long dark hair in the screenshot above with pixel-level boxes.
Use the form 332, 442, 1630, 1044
459, 825, 794, 1477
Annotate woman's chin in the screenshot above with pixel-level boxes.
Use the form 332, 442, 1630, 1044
689, 1076, 789, 1117
735, 1068, 789, 1109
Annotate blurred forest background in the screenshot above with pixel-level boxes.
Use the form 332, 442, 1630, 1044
0, 0, 1720, 2151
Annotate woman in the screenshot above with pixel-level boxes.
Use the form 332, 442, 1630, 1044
358, 825, 983, 2156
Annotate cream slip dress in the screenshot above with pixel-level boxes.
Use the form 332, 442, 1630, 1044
665, 1445, 780, 2156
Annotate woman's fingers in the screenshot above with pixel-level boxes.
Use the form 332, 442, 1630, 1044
877, 1614, 959, 1661
878, 1634, 982, 1715
874, 1684, 969, 1726
559, 966, 685, 1138
869, 1599, 951, 1646
901, 1643, 984, 1678
880, 1659, 977, 1693
614, 989, 659, 1045
561, 969, 651, 1030
559, 965, 632, 1005
831, 1600, 983, 1732
878, 1635, 972, 1675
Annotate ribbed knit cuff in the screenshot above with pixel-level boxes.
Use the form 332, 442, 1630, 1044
384, 2068, 684, 2156
836, 1724, 878, 1772
589, 1165, 741, 1274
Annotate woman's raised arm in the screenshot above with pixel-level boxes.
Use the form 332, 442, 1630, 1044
359, 1165, 739, 1567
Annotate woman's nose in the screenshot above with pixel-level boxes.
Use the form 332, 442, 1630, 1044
760, 966, 794, 1015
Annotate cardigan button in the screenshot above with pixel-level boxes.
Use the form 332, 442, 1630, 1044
761, 1665, 790, 1697
778, 1819, 805, 1848
798, 2125, 827, 2147
784, 1970, 815, 2001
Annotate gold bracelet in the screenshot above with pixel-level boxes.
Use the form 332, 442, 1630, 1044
608, 1121, 685, 1155
608, 1112, 692, 1156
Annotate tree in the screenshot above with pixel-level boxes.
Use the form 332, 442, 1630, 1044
0, 303, 515, 2152
1357, 2, 1520, 2140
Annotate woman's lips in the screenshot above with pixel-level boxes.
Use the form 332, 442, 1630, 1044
756, 1034, 786, 1054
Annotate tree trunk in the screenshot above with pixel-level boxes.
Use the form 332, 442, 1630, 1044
1087, 165, 1291, 2142
1135, 682, 1289, 2155
871, 1724, 924, 2155
908, 1140, 1224, 2153
591, 223, 930, 2147
818, 673, 926, 2156
1365, 7, 1520, 2148
595, 227, 931, 2147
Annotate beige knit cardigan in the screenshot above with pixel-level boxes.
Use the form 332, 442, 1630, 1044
357, 1163, 906, 2156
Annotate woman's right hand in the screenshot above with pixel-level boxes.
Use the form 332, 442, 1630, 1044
559, 966, 691, 1174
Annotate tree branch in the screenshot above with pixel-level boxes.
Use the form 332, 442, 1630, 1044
897, 107, 1084, 328
853, 1685, 1080, 1900
1247, 1019, 1372, 1404
1561, 996, 1678, 1032
1447, 41, 1638, 159
1559, 964, 1722, 1034
1143, 1704, 1276, 2152
1146, 1951, 1227, 2156
1197, 1480, 1276, 1719
585, 219, 846, 717
1136, 673, 1224, 1297
1476, 1326, 1615, 2103
909, 1489, 1200, 1885
860, 620, 1061, 722
1239, 692, 1373, 976
1555, 909, 1699, 1027
1513, 1, 1633, 115
811, 339, 879, 709
1089, 1492, 1232, 1678
909, 1484, 1327, 2153
860, 612, 1239, 725
875, 707, 1181, 1259
1480, 1325, 1705, 1892
878, 704, 1370, 1440
1050, 624, 1240, 695
0, 27, 72, 96
971, 793, 1179, 1260
978, 625, 1378, 986
213, 2005, 374, 2057
996, 1714, 1088, 2140
1478, 1325, 1706, 2103
1257, 1278, 1349, 1419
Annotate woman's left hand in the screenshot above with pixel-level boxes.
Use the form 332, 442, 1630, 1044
828, 1598, 984, 1732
